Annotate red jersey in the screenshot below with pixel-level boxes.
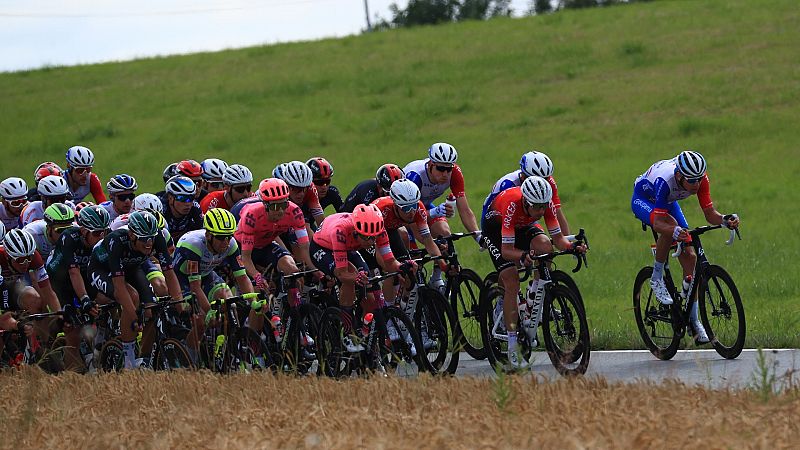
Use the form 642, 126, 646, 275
370, 197, 431, 237
486, 187, 560, 245
234, 201, 309, 252
199, 191, 231, 213
312, 213, 393, 269
302, 185, 324, 219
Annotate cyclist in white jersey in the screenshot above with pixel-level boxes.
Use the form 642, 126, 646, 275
24, 204, 75, 259
99, 174, 137, 222
0, 177, 30, 230
62, 146, 107, 204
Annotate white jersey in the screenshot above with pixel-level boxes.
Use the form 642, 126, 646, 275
23, 220, 58, 259
100, 201, 123, 222
634, 159, 694, 204
0, 203, 23, 230
21, 200, 76, 227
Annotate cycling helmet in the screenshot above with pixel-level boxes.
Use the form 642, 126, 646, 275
352, 204, 384, 237
37, 175, 70, 197
77, 204, 110, 231
204, 208, 237, 236
133, 193, 163, 213
152, 210, 166, 230
258, 178, 290, 202
428, 143, 458, 164
520, 151, 554, 178
0, 221, 5, 243
165, 176, 196, 196
272, 163, 287, 179
127, 210, 159, 238
34, 162, 63, 184
65, 146, 95, 168
177, 160, 203, 179
389, 179, 421, 207
0, 177, 29, 199
279, 161, 313, 188
222, 164, 253, 186
521, 176, 553, 204
4, 228, 37, 258
74, 201, 94, 212
201, 158, 228, 181
306, 157, 334, 179
376, 164, 405, 191
43, 203, 76, 226
162, 162, 179, 183
107, 174, 138, 194
676, 150, 707, 180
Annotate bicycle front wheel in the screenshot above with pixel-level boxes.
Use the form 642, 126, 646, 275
699, 265, 745, 359
316, 307, 355, 379
448, 268, 486, 360
417, 286, 460, 375
542, 285, 590, 376
155, 338, 195, 371
99, 338, 124, 372
633, 267, 680, 360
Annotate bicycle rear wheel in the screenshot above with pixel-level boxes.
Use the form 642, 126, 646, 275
316, 307, 357, 378
541, 285, 590, 376
698, 265, 745, 359
448, 268, 486, 360
155, 338, 195, 370
416, 286, 460, 375
283, 303, 322, 374
633, 267, 680, 360
478, 286, 532, 370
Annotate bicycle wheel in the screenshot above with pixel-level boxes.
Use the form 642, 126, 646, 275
376, 305, 429, 375
698, 265, 745, 359
234, 328, 272, 372
541, 285, 590, 376
154, 338, 195, 370
316, 307, 356, 378
282, 303, 322, 374
551, 270, 585, 312
416, 286, 460, 375
633, 267, 680, 360
478, 286, 532, 370
448, 268, 486, 360
99, 339, 124, 372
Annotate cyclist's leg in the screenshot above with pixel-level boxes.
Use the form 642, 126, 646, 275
483, 219, 519, 331
632, 194, 674, 280
383, 228, 410, 304
668, 202, 697, 278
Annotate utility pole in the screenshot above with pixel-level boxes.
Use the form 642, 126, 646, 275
364, 0, 372, 31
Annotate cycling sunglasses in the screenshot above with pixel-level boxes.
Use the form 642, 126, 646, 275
232, 184, 252, 194
212, 234, 233, 242
173, 194, 194, 203
134, 235, 156, 244
398, 203, 418, 213
207, 181, 225, 190
46, 195, 68, 203
525, 200, 549, 210
434, 165, 454, 173
88, 229, 106, 237
13, 256, 32, 266
53, 225, 72, 233
357, 233, 376, 242
114, 193, 136, 202
289, 185, 308, 193
72, 167, 92, 174
684, 176, 703, 184
263, 201, 288, 211
313, 179, 331, 187
6, 198, 28, 208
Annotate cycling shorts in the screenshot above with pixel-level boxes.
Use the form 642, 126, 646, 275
309, 241, 369, 277
482, 218, 545, 272
630, 193, 689, 229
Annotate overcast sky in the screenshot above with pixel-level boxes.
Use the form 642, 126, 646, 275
1, 0, 532, 73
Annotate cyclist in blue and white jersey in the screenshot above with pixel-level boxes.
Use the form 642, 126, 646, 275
100, 174, 137, 222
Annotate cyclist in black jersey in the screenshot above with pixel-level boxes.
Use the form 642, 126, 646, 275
162, 176, 203, 242
339, 163, 404, 213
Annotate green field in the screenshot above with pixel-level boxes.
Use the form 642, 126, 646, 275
1, 0, 797, 348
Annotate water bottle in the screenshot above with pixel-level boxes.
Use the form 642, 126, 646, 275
361, 312, 374, 337
682, 275, 693, 300
271, 315, 283, 343
445, 194, 457, 216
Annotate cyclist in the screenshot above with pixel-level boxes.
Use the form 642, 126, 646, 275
482, 151, 571, 236
110, 193, 164, 230
309, 204, 406, 352
632, 150, 740, 344
63, 146, 107, 204
24, 203, 75, 258
200, 158, 229, 193
173, 208, 254, 358
234, 178, 320, 305
21, 175, 74, 226
482, 176, 586, 369
0, 177, 30, 230
199, 164, 253, 213
404, 143, 481, 290
307, 157, 343, 213
1, 228, 62, 315
88, 210, 184, 369
274, 161, 325, 228
161, 176, 203, 242
340, 163, 405, 213
162, 162, 179, 183
26, 162, 63, 202
100, 174, 137, 221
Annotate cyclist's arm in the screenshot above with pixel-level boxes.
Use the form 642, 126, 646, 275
555, 208, 571, 237
35, 278, 61, 313
409, 221, 449, 272
455, 196, 480, 234
240, 248, 259, 280
68, 267, 89, 299
702, 206, 725, 226
162, 268, 183, 302
112, 275, 134, 308
295, 241, 317, 272
188, 277, 211, 313
334, 263, 359, 282
89, 174, 108, 203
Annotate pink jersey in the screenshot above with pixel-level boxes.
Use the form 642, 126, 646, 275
234, 201, 309, 251
312, 212, 393, 269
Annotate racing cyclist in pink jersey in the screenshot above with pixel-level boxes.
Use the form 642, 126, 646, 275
631, 150, 740, 344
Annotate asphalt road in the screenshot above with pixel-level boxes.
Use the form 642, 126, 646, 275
452, 349, 800, 389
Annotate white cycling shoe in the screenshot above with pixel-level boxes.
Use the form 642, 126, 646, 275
505, 350, 530, 372
343, 335, 365, 353
691, 320, 711, 345
649, 278, 674, 305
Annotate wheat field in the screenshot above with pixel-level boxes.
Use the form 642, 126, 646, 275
1, 368, 798, 449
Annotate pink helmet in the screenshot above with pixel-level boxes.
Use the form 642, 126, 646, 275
352, 204, 384, 236
258, 178, 290, 202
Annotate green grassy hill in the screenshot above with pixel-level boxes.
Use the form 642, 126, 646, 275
2, 0, 798, 348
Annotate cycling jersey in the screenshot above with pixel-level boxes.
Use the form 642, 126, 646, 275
23, 220, 59, 258
109, 214, 174, 247
20, 200, 76, 226
0, 204, 23, 230
46, 226, 93, 305
161, 200, 203, 242
0, 247, 48, 283
485, 187, 560, 245
632, 158, 712, 226
90, 229, 173, 277
299, 185, 324, 224
318, 185, 343, 213
173, 229, 246, 279
99, 201, 126, 222
230, 197, 260, 223
63, 171, 107, 203
234, 201, 309, 252
481, 170, 562, 222
311, 212, 393, 269
370, 196, 431, 237
199, 190, 232, 213
340, 179, 381, 213
403, 159, 466, 209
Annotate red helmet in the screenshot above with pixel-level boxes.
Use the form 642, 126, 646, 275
74, 201, 95, 212
352, 204, 384, 236
376, 164, 405, 191
258, 178, 290, 202
176, 160, 203, 179
34, 162, 63, 184
306, 157, 334, 179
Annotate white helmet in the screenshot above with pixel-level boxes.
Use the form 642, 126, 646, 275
133, 193, 163, 213
0, 221, 5, 243
279, 161, 313, 188
37, 175, 70, 197
676, 151, 707, 180
521, 176, 552, 204
223, 164, 253, 186
4, 228, 37, 258
0, 177, 29, 199
520, 151, 554, 178
201, 158, 228, 180
389, 179, 421, 207
428, 143, 458, 164
65, 145, 95, 167
165, 176, 196, 196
